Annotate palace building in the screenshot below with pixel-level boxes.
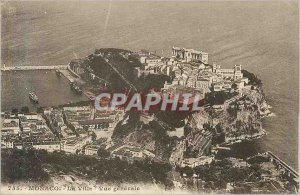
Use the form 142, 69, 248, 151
172, 46, 209, 64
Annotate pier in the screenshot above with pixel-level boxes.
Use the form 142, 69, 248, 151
1, 65, 68, 71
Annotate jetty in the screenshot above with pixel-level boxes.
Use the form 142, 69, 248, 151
1, 65, 68, 71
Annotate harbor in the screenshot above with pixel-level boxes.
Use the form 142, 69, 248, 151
1, 69, 88, 112
0, 61, 97, 99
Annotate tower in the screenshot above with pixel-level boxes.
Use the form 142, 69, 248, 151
234, 65, 243, 79
212, 62, 217, 73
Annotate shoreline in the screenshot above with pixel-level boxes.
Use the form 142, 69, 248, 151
58, 68, 96, 101
222, 129, 267, 146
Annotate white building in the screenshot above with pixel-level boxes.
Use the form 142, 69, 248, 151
31, 141, 61, 152
145, 56, 161, 66
85, 145, 100, 155
63, 106, 91, 112
62, 136, 91, 153
1, 139, 14, 148
167, 127, 185, 138
196, 78, 211, 90
24, 113, 42, 120
134, 67, 155, 78
1, 118, 20, 135
181, 156, 214, 168
12, 140, 61, 152
79, 119, 114, 131
213, 64, 243, 80
143, 150, 156, 158
223, 94, 243, 109
172, 46, 209, 64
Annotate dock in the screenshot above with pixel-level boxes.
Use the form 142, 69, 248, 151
1, 65, 68, 71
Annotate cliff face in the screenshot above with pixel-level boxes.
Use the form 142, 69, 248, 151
111, 112, 178, 162
188, 86, 271, 146
111, 86, 271, 159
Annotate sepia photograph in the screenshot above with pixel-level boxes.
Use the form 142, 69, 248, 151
0, 0, 299, 194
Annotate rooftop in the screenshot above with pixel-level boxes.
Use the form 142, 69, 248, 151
79, 119, 113, 125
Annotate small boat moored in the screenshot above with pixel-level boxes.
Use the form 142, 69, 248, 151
29, 91, 39, 103
56, 69, 61, 77
70, 82, 83, 95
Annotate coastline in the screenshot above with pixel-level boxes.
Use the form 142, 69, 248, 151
58, 67, 96, 101
1, 54, 297, 193
223, 129, 267, 146
222, 104, 274, 147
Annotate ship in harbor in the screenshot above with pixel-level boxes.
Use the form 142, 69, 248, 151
29, 91, 39, 103
70, 81, 83, 95
56, 69, 61, 77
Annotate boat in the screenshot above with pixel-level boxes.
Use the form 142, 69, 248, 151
56, 69, 61, 77
70, 82, 83, 95
29, 91, 39, 103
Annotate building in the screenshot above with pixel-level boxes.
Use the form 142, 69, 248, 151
145, 56, 161, 66
111, 145, 155, 161
1, 118, 20, 135
213, 83, 223, 92
167, 127, 185, 138
79, 119, 114, 131
94, 109, 124, 121
181, 156, 214, 168
63, 107, 93, 133
134, 67, 155, 78
30, 141, 61, 152
63, 106, 91, 112
188, 131, 213, 156
11, 137, 61, 152
85, 145, 100, 155
62, 136, 91, 153
223, 94, 242, 109
24, 113, 42, 120
50, 110, 65, 127
172, 46, 209, 64
162, 81, 173, 90
136, 50, 162, 65
227, 157, 249, 168
61, 125, 77, 138
1, 138, 14, 148
195, 77, 211, 91
213, 64, 243, 80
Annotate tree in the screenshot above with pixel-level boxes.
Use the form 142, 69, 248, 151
97, 148, 110, 158
203, 123, 212, 131
36, 107, 44, 113
91, 132, 97, 141
1, 149, 49, 183
21, 106, 29, 113
232, 83, 238, 90
242, 70, 262, 86
215, 123, 223, 133
11, 108, 18, 114
181, 166, 193, 177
